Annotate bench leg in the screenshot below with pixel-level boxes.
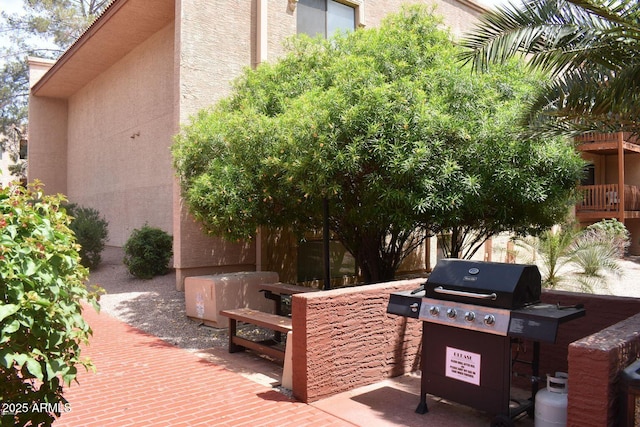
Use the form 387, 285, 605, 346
227, 318, 244, 353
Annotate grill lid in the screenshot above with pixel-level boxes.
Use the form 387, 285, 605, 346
425, 259, 541, 309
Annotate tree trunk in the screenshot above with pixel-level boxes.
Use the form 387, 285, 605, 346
355, 239, 396, 284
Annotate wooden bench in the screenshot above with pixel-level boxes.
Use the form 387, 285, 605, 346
219, 308, 293, 362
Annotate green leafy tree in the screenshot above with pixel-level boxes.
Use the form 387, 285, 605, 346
1, 0, 109, 176
0, 182, 100, 427
174, 6, 584, 283
459, 0, 640, 137
427, 61, 585, 259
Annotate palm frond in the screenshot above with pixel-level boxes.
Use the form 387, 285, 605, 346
461, 0, 640, 137
460, 0, 640, 77
522, 64, 640, 136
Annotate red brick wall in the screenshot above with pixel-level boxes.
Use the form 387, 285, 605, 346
290, 282, 640, 425
538, 290, 640, 380
567, 313, 640, 427
290, 279, 424, 403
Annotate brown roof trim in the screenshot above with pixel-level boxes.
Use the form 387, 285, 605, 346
31, 0, 174, 98
30, 0, 126, 96
455, 0, 489, 14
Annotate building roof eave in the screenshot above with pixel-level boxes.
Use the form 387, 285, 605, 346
31, 0, 174, 99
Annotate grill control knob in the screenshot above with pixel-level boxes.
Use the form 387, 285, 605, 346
464, 311, 476, 322
484, 314, 496, 326
410, 302, 419, 313
429, 306, 440, 316
446, 308, 457, 319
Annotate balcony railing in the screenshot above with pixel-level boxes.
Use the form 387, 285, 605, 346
575, 132, 640, 144
577, 184, 640, 212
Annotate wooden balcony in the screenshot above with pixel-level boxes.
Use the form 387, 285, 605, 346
575, 132, 640, 154
576, 184, 640, 221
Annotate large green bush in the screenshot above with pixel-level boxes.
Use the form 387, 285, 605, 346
585, 218, 630, 257
123, 225, 173, 279
0, 183, 100, 427
64, 203, 109, 269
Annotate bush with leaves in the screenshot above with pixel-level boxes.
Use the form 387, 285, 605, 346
516, 220, 624, 292
64, 203, 109, 269
123, 225, 173, 279
0, 182, 100, 427
585, 218, 630, 258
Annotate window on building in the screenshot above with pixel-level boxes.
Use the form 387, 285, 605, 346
296, 232, 357, 283
581, 164, 595, 186
297, 0, 356, 38
19, 139, 27, 160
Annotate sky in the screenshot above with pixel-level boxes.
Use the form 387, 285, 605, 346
1, 0, 23, 15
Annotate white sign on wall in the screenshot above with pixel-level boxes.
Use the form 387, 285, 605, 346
445, 346, 481, 386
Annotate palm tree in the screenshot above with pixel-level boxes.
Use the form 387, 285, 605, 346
459, 0, 640, 137
515, 225, 579, 288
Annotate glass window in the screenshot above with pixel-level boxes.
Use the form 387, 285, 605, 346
581, 164, 595, 186
19, 139, 27, 160
297, 239, 357, 283
327, 1, 355, 37
297, 0, 355, 38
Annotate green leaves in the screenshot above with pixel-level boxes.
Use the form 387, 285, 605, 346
0, 304, 19, 322
460, 0, 640, 136
1, 182, 99, 426
173, 5, 583, 282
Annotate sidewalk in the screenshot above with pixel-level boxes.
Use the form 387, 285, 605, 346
56, 306, 348, 427
56, 304, 535, 427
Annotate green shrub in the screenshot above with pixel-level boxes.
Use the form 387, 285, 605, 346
123, 225, 173, 279
585, 218, 630, 257
0, 182, 100, 427
64, 203, 109, 269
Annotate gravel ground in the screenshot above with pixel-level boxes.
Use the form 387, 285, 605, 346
88, 247, 640, 352
554, 255, 640, 296
86, 246, 227, 351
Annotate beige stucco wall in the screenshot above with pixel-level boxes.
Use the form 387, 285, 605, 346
172, 0, 259, 289
27, 96, 68, 194
28, 57, 68, 193
64, 23, 175, 246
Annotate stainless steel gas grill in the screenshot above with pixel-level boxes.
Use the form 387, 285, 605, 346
387, 259, 585, 427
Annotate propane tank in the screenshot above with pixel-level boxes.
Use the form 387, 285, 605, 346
535, 372, 568, 427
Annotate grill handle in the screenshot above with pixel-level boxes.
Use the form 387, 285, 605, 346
433, 286, 497, 301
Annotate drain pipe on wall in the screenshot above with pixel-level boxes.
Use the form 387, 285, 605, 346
256, 0, 268, 65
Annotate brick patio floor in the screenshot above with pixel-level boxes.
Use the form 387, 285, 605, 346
55, 305, 351, 427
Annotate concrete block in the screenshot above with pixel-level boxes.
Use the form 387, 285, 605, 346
185, 271, 279, 328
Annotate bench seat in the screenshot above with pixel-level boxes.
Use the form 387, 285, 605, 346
219, 308, 292, 362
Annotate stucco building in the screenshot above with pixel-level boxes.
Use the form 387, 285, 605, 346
28, 0, 486, 289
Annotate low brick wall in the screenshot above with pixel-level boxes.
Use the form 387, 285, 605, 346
536, 291, 640, 382
290, 279, 424, 403
289, 282, 640, 425
568, 313, 640, 427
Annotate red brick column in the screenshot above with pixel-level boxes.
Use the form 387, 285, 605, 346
567, 313, 640, 427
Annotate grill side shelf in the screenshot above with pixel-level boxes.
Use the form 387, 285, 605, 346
508, 304, 586, 343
